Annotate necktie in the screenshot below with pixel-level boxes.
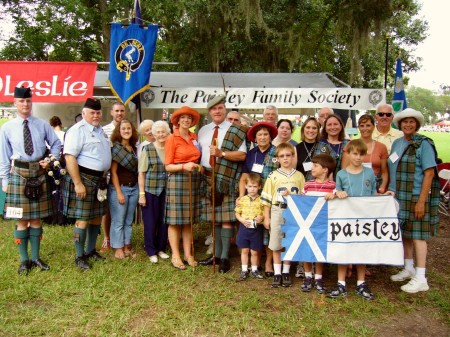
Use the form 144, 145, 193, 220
209, 125, 219, 166
23, 119, 34, 156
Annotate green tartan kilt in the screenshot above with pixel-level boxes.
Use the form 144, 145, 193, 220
62, 173, 106, 220
400, 194, 438, 240
165, 169, 202, 225
200, 175, 237, 224
3, 167, 53, 220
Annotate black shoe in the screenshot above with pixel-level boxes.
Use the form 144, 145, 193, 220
18, 260, 31, 275
75, 257, 92, 270
281, 273, 292, 287
86, 250, 105, 261
31, 258, 50, 271
198, 256, 220, 266
272, 274, 282, 288
265, 271, 275, 277
219, 258, 230, 273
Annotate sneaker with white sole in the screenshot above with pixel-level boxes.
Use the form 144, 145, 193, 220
401, 277, 429, 293
327, 282, 347, 298
355, 282, 374, 301
295, 264, 305, 278
158, 251, 170, 259
149, 255, 158, 263
391, 268, 415, 282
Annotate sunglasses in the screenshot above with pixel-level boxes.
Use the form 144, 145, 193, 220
377, 112, 393, 117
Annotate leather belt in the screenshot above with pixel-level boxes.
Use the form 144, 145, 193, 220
79, 165, 103, 177
276, 203, 287, 209
14, 159, 41, 170
121, 182, 137, 187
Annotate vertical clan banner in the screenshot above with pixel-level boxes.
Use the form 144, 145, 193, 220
107, 23, 158, 105
392, 58, 408, 113
282, 195, 403, 265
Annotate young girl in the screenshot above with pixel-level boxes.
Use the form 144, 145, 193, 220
108, 120, 139, 259
261, 143, 305, 288
327, 139, 377, 300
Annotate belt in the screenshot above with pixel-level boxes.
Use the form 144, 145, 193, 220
14, 159, 41, 170
79, 165, 104, 177
276, 203, 287, 209
121, 182, 137, 187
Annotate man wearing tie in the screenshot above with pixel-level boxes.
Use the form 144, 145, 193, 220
0, 87, 61, 275
197, 95, 247, 273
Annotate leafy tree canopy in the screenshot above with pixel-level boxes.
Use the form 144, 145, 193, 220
0, 0, 428, 88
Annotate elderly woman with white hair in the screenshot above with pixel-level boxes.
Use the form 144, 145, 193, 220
138, 121, 171, 263
137, 119, 155, 157
387, 108, 440, 293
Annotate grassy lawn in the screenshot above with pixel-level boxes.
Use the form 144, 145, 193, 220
0, 219, 448, 337
420, 131, 450, 163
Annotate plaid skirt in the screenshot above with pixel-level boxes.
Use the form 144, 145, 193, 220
399, 194, 438, 240
165, 170, 202, 225
4, 167, 53, 220
62, 172, 106, 221
200, 175, 237, 224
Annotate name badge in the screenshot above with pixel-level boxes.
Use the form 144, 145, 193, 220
389, 152, 399, 163
302, 161, 313, 172
251, 163, 264, 173
362, 162, 372, 169
6, 207, 23, 219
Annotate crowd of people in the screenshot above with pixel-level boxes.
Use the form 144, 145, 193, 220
0, 87, 442, 300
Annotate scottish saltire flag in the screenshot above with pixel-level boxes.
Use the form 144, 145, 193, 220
107, 23, 158, 105
392, 58, 407, 113
282, 195, 403, 265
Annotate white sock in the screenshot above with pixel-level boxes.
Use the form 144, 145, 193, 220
274, 264, 282, 275
404, 259, 414, 271
251, 265, 258, 272
314, 274, 322, 280
338, 280, 346, 287
305, 272, 313, 278
357, 280, 365, 286
415, 267, 426, 281
282, 264, 291, 274
242, 264, 248, 272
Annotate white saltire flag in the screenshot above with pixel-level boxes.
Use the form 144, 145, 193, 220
282, 195, 403, 265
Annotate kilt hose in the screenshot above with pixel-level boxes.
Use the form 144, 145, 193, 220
4, 166, 53, 220
165, 169, 202, 225
200, 174, 237, 224
62, 172, 106, 221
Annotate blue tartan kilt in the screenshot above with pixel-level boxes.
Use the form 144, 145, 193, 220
4, 167, 53, 220
62, 172, 106, 221
165, 169, 202, 225
200, 175, 237, 224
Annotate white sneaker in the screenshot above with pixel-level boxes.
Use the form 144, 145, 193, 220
205, 234, 213, 246
401, 277, 429, 293
149, 255, 158, 263
158, 251, 170, 259
391, 268, 415, 282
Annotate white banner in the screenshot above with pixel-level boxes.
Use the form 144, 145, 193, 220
141, 87, 386, 110
282, 195, 403, 265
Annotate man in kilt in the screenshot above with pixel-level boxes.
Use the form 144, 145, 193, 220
198, 95, 247, 273
62, 98, 111, 270
0, 87, 61, 275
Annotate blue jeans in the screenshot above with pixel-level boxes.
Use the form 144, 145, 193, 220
108, 184, 139, 249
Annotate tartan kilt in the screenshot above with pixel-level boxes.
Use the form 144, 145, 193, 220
399, 194, 438, 240
165, 170, 202, 225
4, 167, 53, 220
62, 172, 106, 220
200, 175, 237, 224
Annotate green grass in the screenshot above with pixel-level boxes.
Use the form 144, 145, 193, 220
0, 220, 449, 336
420, 131, 450, 163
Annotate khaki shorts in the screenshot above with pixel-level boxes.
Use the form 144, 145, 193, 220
268, 205, 285, 251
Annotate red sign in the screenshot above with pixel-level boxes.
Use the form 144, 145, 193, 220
0, 61, 97, 102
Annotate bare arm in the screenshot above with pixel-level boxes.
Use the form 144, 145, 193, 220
111, 161, 125, 204
138, 171, 146, 206
65, 154, 86, 199
378, 158, 389, 193
415, 168, 435, 219
238, 173, 249, 197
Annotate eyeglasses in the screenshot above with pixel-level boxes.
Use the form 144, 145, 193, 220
377, 112, 392, 117
277, 154, 292, 158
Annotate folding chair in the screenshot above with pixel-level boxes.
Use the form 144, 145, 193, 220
438, 167, 450, 217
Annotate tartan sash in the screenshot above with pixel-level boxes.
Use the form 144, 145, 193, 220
395, 134, 440, 224
111, 142, 138, 173
261, 145, 278, 183
214, 125, 247, 195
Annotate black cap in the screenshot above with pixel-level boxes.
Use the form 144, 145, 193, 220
83, 98, 101, 110
14, 87, 32, 98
